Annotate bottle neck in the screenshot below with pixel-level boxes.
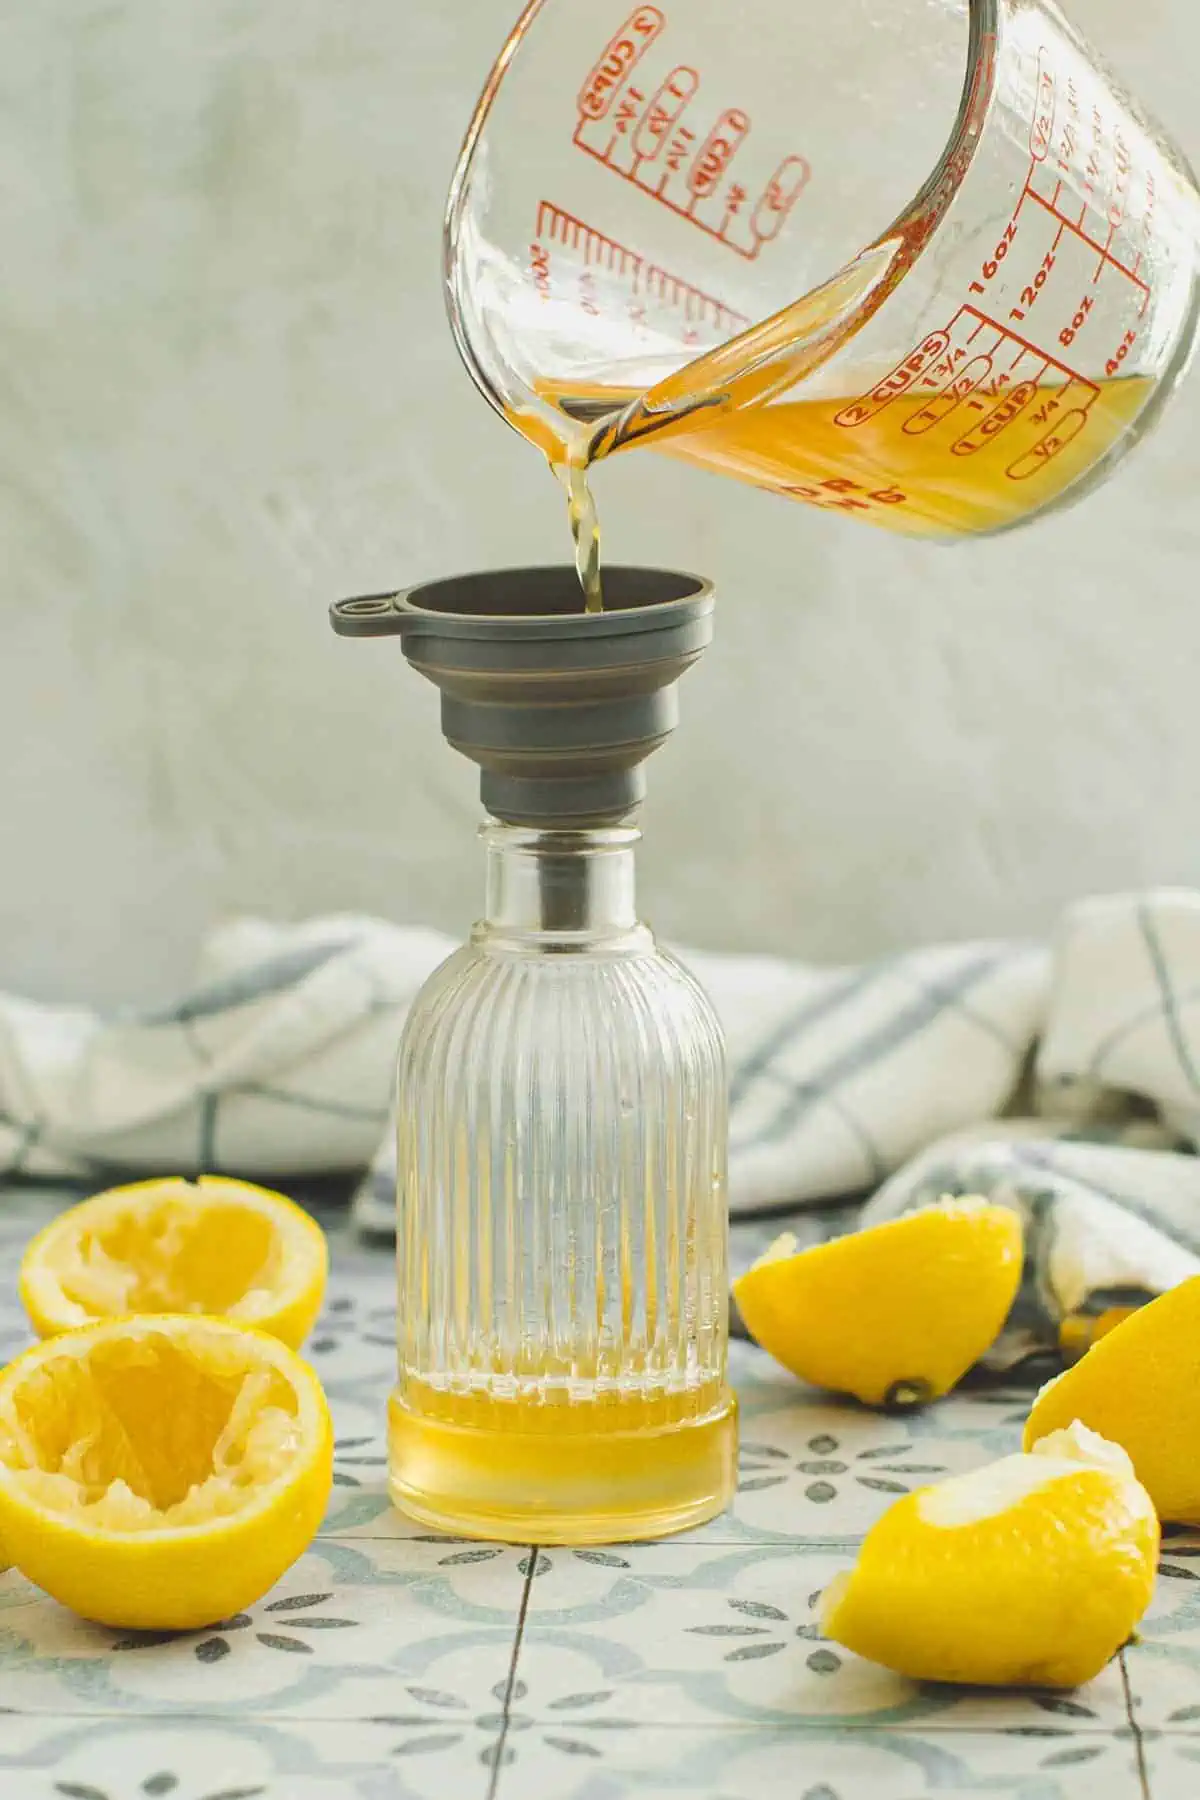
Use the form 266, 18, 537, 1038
480, 823, 645, 948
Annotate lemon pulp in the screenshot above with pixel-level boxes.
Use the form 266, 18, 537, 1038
0, 1332, 302, 1530
0, 1317, 333, 1629
20, 1177, 328, 1349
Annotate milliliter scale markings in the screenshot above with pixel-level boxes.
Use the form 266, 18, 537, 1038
534, 199, 748, 335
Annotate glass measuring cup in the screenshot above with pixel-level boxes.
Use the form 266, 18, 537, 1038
445, 0, 1200, 538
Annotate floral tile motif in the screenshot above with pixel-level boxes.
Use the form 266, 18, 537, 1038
307, 1280, 397, 1392
512, 1541, 1129, 1731
674, 1348, 1034, 1549
1123, 1533, 1200, 1730
320, 1393, 410, 1541
0, 1716, 487, 1799
477, 1724, 1145, 1800
370, 1670, 625, 1793
0, 1541, 524, 1719
0, 1183, 1162, 1800
0, 1716, 1150, 1800
706, 1406, 992, 1546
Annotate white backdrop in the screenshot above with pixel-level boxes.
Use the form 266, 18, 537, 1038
1, 0, 1198, 1004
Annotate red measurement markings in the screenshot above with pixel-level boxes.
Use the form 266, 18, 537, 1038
751, 155, 810, 243
1091, 127, 1134, 284
1108, 130, 1132, 231
1021, 178, 1150, 296
1025, 378, 1095, 429
902, 354, 994, 435
1020, 42, 1153, 309
633, 67, 698, 162
1030, 51, 1056, 161
968, 220, 1017, 294
951, 379, 1038, 455
578, 7, 665, 121
687, 108, 750, 200
1058, 292, 1094, 347
1052, 75, 1080, 188
1106, 327, 1137, 376
781, 475, 907, 515
529, 240, 552, 300
571, 12, 806, 258
833, 332, 950, 428
662, 123, 697, 175
575, 113, 806, 257
836, 305, 1101, 481
1135, 167, 1156, 282
1007, 395, 1090, 479
1009, 241, 1061, 324
952, 306, 1097, 397
535, 201, 641, 279
1083, 102, 1106, 214
532, 200, 748, 335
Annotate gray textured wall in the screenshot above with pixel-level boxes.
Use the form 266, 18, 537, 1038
2, 0, 1198, 1005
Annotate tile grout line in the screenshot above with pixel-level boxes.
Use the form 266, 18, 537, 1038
0, 1711, 1145, 1732
484, 1545, 537, 1800
1120, 1650, 1153, 1800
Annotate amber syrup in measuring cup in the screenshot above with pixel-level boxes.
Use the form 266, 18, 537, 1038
464, 3, 1197, 597
532, 272, 1153, 611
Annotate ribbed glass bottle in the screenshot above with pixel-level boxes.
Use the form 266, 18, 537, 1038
388, 822, 736, 1543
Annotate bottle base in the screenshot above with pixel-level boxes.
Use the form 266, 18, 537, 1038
387, 1385, 738, 1545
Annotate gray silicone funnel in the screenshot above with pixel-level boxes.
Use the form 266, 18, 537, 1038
330, 566, 713, 826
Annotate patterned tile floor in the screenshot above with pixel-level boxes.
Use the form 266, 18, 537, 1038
0, 1184, 1190, 1799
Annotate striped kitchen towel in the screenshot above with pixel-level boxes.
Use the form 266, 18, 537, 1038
4, 889, 1200, 1366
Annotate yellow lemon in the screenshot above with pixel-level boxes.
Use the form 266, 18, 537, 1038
732, 1200, 1023, 1407
20, 1177, 328, 1349
0, 1314, 333, 1628
1025, 1272, 1200, 1522
821, 1423, 1158, 1687
1057, 1303, 1139, 1364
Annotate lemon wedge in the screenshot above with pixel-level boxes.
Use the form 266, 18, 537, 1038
1025, 1271, 1200, 1522
20, 1177, 328, 1348
821, 1422, 1158, 1687
733, 1200, 1023, 1407
0, 1314, 333, 1628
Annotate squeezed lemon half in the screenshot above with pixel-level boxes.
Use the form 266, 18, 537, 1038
19, 1177, 328, 1348
0, 1315, 333, 1628
821, 1422, 1158, 1687
733, 1200, 1023, 1407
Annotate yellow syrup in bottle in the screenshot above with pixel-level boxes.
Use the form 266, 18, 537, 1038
388, 1376, 737, 1544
